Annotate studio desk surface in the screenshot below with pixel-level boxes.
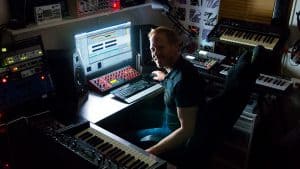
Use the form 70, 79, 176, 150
78, 88, 164, 124
79, 92, 133, 123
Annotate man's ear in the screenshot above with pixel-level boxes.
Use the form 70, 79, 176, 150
176, 41, 183, 52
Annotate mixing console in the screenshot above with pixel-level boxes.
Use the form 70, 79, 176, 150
88, 66, 141, 93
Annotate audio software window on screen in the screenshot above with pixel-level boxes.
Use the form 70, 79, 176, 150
74, 22, 133, 77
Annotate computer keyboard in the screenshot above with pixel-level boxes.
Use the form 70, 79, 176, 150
110, 79, 163, 103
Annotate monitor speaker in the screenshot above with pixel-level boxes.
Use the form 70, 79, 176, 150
73, 51, 88, 100
132, 24, 157, 73
46, 50, 88, 117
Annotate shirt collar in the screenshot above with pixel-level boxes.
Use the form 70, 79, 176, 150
164, 56, 184, 81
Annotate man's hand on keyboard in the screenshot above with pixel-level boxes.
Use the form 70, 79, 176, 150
152, 70, 166, 82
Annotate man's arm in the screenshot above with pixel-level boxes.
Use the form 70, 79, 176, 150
146, 106, 198, 155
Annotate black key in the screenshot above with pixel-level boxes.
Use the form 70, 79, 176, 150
93, 137, 104, 146
111, 150, 125, 161
254, 34, 260, 41
108, 148, 122, 159
242, 32, 248, 39
233, 31, 239, 37
86, 136, 96, 144
268, 78, 273, 83
101, 143, 113, 152
130, 160, 143, 169
276, 80, 282, 85
126, 159, 140, 169
78, 132, 93, 140
119, 154, 134, 166
133, 162, 146, 169
263, 77, 270, 82
269, 37, 275, 43
248, 33, 254, 40
279, 81, 286, 86
239, 32, 244, 38
223, 29, 230, 35
116, 154, 131, 164
263, 36, 269, 43
122, 155, 135, 166
106, 147, 119, 157
257, 35, 263, 41
97, 142, 109, 151
266, 37, 271, 43
246, 32, 252, 39
139, 163, 149, 169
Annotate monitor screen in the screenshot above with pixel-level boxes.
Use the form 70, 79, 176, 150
74, 22, 133, 78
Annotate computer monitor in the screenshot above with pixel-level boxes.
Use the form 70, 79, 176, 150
74, 22, 133, 79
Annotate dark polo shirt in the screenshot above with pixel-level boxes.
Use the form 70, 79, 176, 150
162, 56, 206, 130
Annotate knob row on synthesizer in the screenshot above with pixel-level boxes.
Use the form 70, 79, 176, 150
88, 66, 141, 93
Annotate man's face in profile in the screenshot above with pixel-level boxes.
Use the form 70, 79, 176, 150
149, 32, 178, 69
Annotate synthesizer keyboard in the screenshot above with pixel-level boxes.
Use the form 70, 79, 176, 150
219, 28, 279, 50
51, 122, 167, 169
208, 18, 282, 50
255, 73, 292, 92
218, 64, 292, 92
111, 79, 163, 103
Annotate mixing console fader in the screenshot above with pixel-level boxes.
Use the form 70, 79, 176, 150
88, 66, 141, 94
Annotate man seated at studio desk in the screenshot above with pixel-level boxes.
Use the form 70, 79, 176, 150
120, 26, 266, 169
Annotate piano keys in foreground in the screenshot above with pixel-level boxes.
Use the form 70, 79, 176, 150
208, 18, 284, 50
52, 122, 167, 169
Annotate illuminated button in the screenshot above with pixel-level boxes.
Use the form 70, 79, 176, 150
7, 57, 14, 64
110, 79, 118, 84
40, 75, 46, 80
12, 67, 18, 72
1, 48, 7, 52
112, 1, 120, 10
3, 162, 10, 169
2, 78, 8, 83
20, 54, 27, 60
